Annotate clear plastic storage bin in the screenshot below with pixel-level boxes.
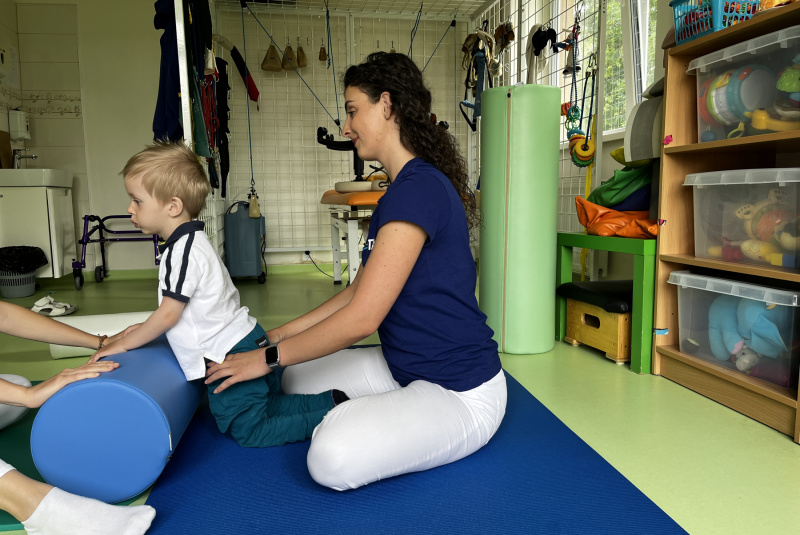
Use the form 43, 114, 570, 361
688, 25, 800, 143
685, 168, 800, 268
668, 271, 799, 388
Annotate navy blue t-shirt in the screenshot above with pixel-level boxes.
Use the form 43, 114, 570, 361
362, 158, 501, 392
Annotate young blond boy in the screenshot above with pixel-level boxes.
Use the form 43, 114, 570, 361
92, 141, 346, 447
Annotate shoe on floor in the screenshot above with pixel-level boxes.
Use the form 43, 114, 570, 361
31, 295, 78, 317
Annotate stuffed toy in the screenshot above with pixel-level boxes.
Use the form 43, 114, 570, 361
737, 298, 792, 359
708, 294, 791, 361
733, 345, 760, 372
709, 295, 745, 360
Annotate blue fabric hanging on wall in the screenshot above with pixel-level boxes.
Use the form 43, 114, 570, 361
153, 0, 182, 141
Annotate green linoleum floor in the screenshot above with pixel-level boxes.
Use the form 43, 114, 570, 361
3, 269, 800, 534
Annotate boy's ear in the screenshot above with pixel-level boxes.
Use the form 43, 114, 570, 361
167, 196, 184, 217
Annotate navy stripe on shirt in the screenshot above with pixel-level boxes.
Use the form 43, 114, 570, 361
163, 248, 173, 293
174, 231, 194, 295
162, 289, 189, 303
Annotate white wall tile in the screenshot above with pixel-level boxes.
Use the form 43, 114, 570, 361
0, 1, 16, 35
17, 4, 78, 35
27, 117, 85, 147
21, 62, 81, 91
71, 171, 90, 203
18, 34, 78, 63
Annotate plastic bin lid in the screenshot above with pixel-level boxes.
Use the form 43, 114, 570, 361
687, 24, 800, 75
683, 168, 800, 186
667, 271, 800, 306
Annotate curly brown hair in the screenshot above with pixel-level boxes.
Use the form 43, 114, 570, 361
343, 52, 478, 231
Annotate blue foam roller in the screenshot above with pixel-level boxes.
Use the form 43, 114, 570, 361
30, 336, 204, 503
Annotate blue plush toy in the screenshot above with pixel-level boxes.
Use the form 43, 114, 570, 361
708, 295, 742, 360
707, 294, 791, 361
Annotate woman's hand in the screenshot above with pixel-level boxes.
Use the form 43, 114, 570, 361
25, 361, 119, 408
88, 340, 127, 363
205, 348, 271, 394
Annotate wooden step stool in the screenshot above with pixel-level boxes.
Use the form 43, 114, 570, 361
556, 280, 633, 364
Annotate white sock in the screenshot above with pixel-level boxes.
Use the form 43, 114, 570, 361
22, 487, 155, 535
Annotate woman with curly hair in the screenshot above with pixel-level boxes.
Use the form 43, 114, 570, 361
205, 52, 506, 490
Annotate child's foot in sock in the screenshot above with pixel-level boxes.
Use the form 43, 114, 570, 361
331, 389, 349, 406
22, 487, 155, 535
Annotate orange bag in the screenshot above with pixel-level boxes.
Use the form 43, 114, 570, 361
575, 197, 658, 238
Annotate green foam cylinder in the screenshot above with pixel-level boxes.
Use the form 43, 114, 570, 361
479, 84, 560, 354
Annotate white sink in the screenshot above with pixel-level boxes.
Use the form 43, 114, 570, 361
0, 169, 73, 188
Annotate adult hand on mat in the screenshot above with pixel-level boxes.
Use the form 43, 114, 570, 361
18, 361, 119, 408
205, 350, 271, 394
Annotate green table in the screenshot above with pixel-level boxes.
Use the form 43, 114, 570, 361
556, 232, 657, 374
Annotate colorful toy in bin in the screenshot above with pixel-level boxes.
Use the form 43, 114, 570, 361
728, 187, 800, 265
686, 168, 800, 270
698, 64, 777, 141
745, 54, 800, 133
777, 54, 800, 114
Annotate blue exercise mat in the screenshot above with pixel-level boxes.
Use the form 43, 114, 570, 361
146, 374, 687, 534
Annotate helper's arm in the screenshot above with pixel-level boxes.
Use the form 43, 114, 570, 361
89, 297, 185, 361
206, 220, 426, 393
0, 361, 119, 408
0, 302, 104, 350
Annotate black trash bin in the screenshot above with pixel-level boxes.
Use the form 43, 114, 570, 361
0, 246, 48, 298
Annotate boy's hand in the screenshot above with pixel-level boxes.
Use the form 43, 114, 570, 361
88, 340, 127, 363
104, 323, 141, 346
26, 361, 119, 408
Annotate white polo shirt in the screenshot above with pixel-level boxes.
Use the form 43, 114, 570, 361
158, 221, 256, 380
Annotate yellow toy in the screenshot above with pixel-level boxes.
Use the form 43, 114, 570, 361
741, 239, 781, 263
735, 187, 792, 242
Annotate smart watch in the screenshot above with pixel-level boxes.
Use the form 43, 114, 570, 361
264, 344, 282, 369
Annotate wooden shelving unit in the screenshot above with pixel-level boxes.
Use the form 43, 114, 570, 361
654, 2, 800, 443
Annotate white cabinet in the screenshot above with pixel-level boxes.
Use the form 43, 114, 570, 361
0, 187, 76, 278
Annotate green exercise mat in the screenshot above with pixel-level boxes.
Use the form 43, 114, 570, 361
479, 84, 560, 354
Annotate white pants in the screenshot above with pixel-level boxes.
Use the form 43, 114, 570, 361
282, 346, 507, 490
0, 458, 12, 479
0, 374, 31, 479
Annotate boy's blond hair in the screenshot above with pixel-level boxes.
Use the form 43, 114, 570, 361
121, 141, 211, 218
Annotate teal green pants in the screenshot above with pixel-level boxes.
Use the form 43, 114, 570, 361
206, 324, 334, 448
